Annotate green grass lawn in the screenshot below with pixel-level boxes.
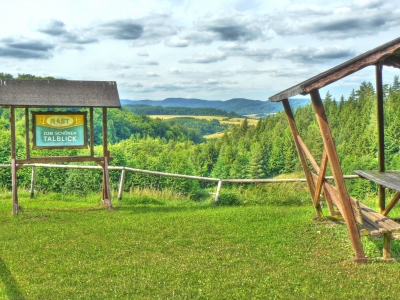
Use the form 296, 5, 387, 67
1, 192, 400, 299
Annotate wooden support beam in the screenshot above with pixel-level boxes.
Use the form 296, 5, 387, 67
102, 108, 112, 210
17, 156, 107, 164
103, 151, 112, 209
90, 107, 95, 158
323, 184, 339, 216
312, 151, 328, 216
310, 89, 366, 261
382, 192, 400, 217
282, 99, 321, 216
214, 180, 223, 204
25, 107, 30, 159
296, 135, 320, 173
10, 106, 20, 215
383, 56, 400, 68
383, 232, 392, 260
30, 166, 36, 199
376, 61, 386, 213
118, 169, 126, 201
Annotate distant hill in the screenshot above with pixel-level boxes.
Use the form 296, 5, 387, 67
123, 105, 239, 117
121, 98, 310, 116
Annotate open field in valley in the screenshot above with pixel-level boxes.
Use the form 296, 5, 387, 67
148, 115, 260, 126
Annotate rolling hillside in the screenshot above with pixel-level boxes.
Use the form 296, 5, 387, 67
121, 98, 310, 116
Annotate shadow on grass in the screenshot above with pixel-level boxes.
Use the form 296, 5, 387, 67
0, 258, 25, 300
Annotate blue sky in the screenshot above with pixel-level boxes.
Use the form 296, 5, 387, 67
0, 0, 399, 101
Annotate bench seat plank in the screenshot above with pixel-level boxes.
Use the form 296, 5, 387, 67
360, 205, 400, 230
354, 170, 400, 192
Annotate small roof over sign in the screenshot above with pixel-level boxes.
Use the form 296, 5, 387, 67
0, 80, 121, 108
269, 37, 400, 102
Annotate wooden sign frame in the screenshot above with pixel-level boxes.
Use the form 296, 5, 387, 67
32, 111, 88, 150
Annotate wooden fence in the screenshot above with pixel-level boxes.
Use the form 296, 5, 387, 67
0, 163, 360, 204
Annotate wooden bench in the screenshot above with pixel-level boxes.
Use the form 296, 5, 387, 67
355, 170, 400, 259
319, 176, 400, 260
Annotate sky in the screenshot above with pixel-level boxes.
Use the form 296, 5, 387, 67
0, 0, 400, 101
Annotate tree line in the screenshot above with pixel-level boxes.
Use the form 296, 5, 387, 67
124, 104, 239, 117
0, 72, 399, 201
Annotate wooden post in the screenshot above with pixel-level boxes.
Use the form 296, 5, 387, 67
310, 89, 366, 262
25, 107, 30, 159
376, 62, 386, 213
30, 166, 36, 199
282, 99, 321, 216
10, 106, 20, 215
214, 180, 222, 204
383, 233, 392, 260
118, 169, 126, 200
102, 108, 112, 209
90, 107, 95, 158
312, 151, 328, 214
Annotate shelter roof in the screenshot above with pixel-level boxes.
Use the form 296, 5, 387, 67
0, 80, 120, 107
269, 37, 400, 102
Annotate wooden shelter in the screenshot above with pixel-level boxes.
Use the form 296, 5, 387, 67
269, 37, 400, 262
0, 79, 121, 214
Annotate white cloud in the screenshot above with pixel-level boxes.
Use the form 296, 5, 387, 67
269, 1, 400, 39
142, 60, 159, 65
179, 52, 227, 64
137, 50, 149, 56
0, 0, 399, 101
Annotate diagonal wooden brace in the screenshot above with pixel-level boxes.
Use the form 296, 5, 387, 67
296, 135, 320, 173
312, 150, 328, 216
382, 192, 400, 217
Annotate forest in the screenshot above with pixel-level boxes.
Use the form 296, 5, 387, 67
123, 104, 239, 117
0, 72, 400, 202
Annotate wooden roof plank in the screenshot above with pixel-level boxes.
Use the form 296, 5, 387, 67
269, 37, 400, 102
0, 80, 121, 108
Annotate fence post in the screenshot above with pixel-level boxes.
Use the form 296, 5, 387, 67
30, 166, 36, 199
118, 169, 126, 201
214, 180, 222, 204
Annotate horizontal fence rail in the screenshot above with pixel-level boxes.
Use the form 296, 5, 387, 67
0, 164, 361, 204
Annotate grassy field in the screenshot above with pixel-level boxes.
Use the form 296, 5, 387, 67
1, 190, 400, 299
148, 115, 259, 126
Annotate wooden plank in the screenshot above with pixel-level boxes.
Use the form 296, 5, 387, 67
376, 62, 385, 213
312, 151, 328, 215
376, 62, 385, 173
214, 180, 223, 204
25, 107, 30, 159
310, 89, 365, 260
361, 216, 388, 234
10, 106, 20, 215
349, 196, 364, 226
361, 220, 382, 236
382, 192, 400, 217
296, 135, 320, 173
118, 169, 126, 200
103, 152, 112, 210
102, 108, 112, 209
359, 202, 400, 232
17, 156, 107, 164
221, 178, 306, 183
319, 177, 362, 225
323, 184, 337, 216
316, 177, 343, 215
383, 232, 392, 259
90, 107, 95, 157
30, 166, 36, 199
354, 170, 400, 192
282, 99, 320, 215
